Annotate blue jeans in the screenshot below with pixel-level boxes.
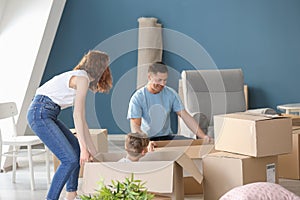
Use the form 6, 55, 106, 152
27, 95, 80, 200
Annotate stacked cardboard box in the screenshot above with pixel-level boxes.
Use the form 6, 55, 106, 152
53, 129, 108, 178
203, 112, 293, 200
278, 114, 300, 179
278, 114, 300, 180
279, 124, 300, 179
281, 113, 300, 126
214, 112, 292, 157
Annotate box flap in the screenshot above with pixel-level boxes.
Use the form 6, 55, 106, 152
93, 152, 126, 162
142, 151, 203, 183
293, 126, 300, 131
155, 145, 215, 159
140, 150, 183, 161
154, 139, 208, 148
175, 152, 203, 184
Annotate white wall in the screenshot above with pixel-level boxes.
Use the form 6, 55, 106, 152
0, 0, 52, 109
0, 0, 66, 170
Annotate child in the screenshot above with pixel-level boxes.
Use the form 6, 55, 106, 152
119, 132, 150, 162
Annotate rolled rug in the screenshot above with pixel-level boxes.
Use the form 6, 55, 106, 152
137, 17, 163, 89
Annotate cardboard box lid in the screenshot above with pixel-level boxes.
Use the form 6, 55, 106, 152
205, 151, 250, 160
216, 112, 288, 122
155, 145, 215, 159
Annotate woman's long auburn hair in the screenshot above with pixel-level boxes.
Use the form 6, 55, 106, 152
73, 50, 113, 93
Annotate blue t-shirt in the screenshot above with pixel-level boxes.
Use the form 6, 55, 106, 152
127, 86, 184, 138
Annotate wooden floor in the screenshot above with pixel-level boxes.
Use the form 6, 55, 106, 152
0, 135, 300, 200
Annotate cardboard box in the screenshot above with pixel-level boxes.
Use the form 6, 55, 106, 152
214, 112, 292, 157
82, 151, 203, 200
278, 126, 300, 179
203, 152, 278, 200
70, 129, 108, 153
53, 129, 108, 178
154, 139, 215, 195
281, 114, 300, 126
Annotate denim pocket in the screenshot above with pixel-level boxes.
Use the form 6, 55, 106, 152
44, 104, 56, 110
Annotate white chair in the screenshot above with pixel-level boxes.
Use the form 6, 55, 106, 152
0, 102, 50, 190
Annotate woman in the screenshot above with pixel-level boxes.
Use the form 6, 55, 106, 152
27, 50, 113, 200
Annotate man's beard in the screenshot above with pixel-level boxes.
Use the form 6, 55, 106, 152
153, 84, 164, 92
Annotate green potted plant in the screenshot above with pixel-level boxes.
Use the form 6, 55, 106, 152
80, 173, 155, 200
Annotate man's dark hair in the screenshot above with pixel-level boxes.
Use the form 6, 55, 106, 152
148, 62, 168, 74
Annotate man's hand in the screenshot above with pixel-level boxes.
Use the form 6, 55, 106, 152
203, 135, 214, 144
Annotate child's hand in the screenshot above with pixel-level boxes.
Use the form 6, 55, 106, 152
147, 141, 156, 152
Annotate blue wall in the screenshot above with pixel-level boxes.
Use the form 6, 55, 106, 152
42, 0, 300, 134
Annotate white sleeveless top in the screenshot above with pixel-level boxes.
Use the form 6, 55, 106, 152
36, 70, 90, 109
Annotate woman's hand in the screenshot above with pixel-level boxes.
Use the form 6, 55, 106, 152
80, 148, 91, 166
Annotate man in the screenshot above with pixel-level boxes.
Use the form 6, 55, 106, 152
127, 62, 209, 141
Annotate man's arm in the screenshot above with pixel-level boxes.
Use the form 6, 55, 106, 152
130, 118, 142, 133
177, 109, 208, 139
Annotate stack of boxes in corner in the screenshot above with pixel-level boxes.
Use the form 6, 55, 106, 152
278, 114, 300, 179
203, 112, 292, 200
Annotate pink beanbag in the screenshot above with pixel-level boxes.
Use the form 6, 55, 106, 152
220, 182, 300, 200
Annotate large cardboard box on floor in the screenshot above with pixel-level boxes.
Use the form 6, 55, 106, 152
203, 151, 278, 200
82, 151, 203, 200
279, 126, 300, 179
155, 139, 215, 195
53, 129, 108, 177
214, 112, 292, 157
